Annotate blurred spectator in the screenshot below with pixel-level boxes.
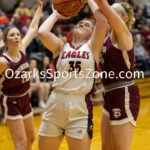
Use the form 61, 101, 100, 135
134, 9, 146, 30
9, 14, 23, 31
14, 1, 31, 24
128, 0, 134, 6
79, 4, 91, 21
0, 9, 9, 29
0, 28, 4, 48
21, 18, 31, 35
134, 34, 150, 70
26, 36, 48, 55
28, 59, 46, 108
30, 2, 38, 17
15, 1, 31, 17
13, 0, 22, 10
140, 22, 150, 53
134, 34, 149, 57
142, 1, 150, 18
40, 56, 54, 102
43, 0, 52, 17
0, 0, 7, 12
66, 4, 93, 25
133, 4, 139, 14
54, 26, 63, 38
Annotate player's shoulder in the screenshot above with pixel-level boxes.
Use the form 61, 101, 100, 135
0, 56, 9, 74
0, 56, 8, 64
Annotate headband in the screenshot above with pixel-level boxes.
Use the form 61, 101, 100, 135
111, 3, 128, 16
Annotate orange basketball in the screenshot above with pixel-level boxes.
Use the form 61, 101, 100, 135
53, 0, 82, 17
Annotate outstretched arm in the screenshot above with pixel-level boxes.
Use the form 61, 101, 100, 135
87, 0, 107, 64
38, 8, 67, 58
21, 0, 43, 54
95, 0, 133, 51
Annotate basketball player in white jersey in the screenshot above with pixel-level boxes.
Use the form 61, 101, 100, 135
38, 0, 107, 150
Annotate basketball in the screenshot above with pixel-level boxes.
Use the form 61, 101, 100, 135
53, 0, 83, 17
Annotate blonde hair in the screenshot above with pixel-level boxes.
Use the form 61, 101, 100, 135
119, 2, 135, 30
61, 36, 67, 44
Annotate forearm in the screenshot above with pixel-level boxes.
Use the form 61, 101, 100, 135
94, 0, 116, 22
94, 0, 126, 32
95, 0, 133, 50
87, 0, 107, 64
88, 0, 99, 12
29, 6, 42, 30
88, 0, 99, 17
88, 0, 107, 22
38, 13, 59, 34
95, 0, 108, 11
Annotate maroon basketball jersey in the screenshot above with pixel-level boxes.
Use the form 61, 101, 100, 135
99, 36, 135, 85
0, 51, 30, 96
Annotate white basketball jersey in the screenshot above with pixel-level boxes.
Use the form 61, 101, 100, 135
52, 43, 95, 95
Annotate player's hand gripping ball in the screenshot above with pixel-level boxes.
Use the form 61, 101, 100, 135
53, 0, 84, 17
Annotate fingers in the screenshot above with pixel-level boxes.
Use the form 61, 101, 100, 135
37, 0, 43, 8
52, 4, 71, 20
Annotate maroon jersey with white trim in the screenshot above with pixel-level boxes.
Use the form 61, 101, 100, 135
99, 36, 135, 85
0, 51, 30, 96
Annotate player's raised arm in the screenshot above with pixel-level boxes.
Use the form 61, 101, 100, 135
95, 0, 134, 51
38, 7, 66, 58
21, 0, 43, 53
87, 0, 107, 64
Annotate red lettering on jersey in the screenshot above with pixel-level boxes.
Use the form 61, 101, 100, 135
61, 52, 66, 59
82, 51, 86, 59
77, 51, 81, 58
61, 50, 90, 59
71, 52, 76, 58
86, 52, 89, 59
66, 51, 71, 58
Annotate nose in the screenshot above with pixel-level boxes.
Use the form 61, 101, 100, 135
15, 34, 20, 39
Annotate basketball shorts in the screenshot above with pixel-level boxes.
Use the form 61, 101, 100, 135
0, 93, 33, 122
103, 84, 140, 126
39, 90, 93, 139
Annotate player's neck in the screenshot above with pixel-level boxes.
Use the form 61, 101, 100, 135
72, 39, 87, 48
6, 47, 20, 59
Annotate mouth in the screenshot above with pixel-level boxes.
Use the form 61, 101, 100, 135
76, 26, 83, 30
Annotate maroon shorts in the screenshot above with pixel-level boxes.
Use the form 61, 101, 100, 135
0, 93, 33, 121
103, 84, 140, 126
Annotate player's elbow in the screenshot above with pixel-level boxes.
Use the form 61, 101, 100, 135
100, 16, 108, 25
38, 28, 45, 39
29, 27, 38, 37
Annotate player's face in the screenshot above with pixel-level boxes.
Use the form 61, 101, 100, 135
6, 28, 21, 47
74, 20, 93, 38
